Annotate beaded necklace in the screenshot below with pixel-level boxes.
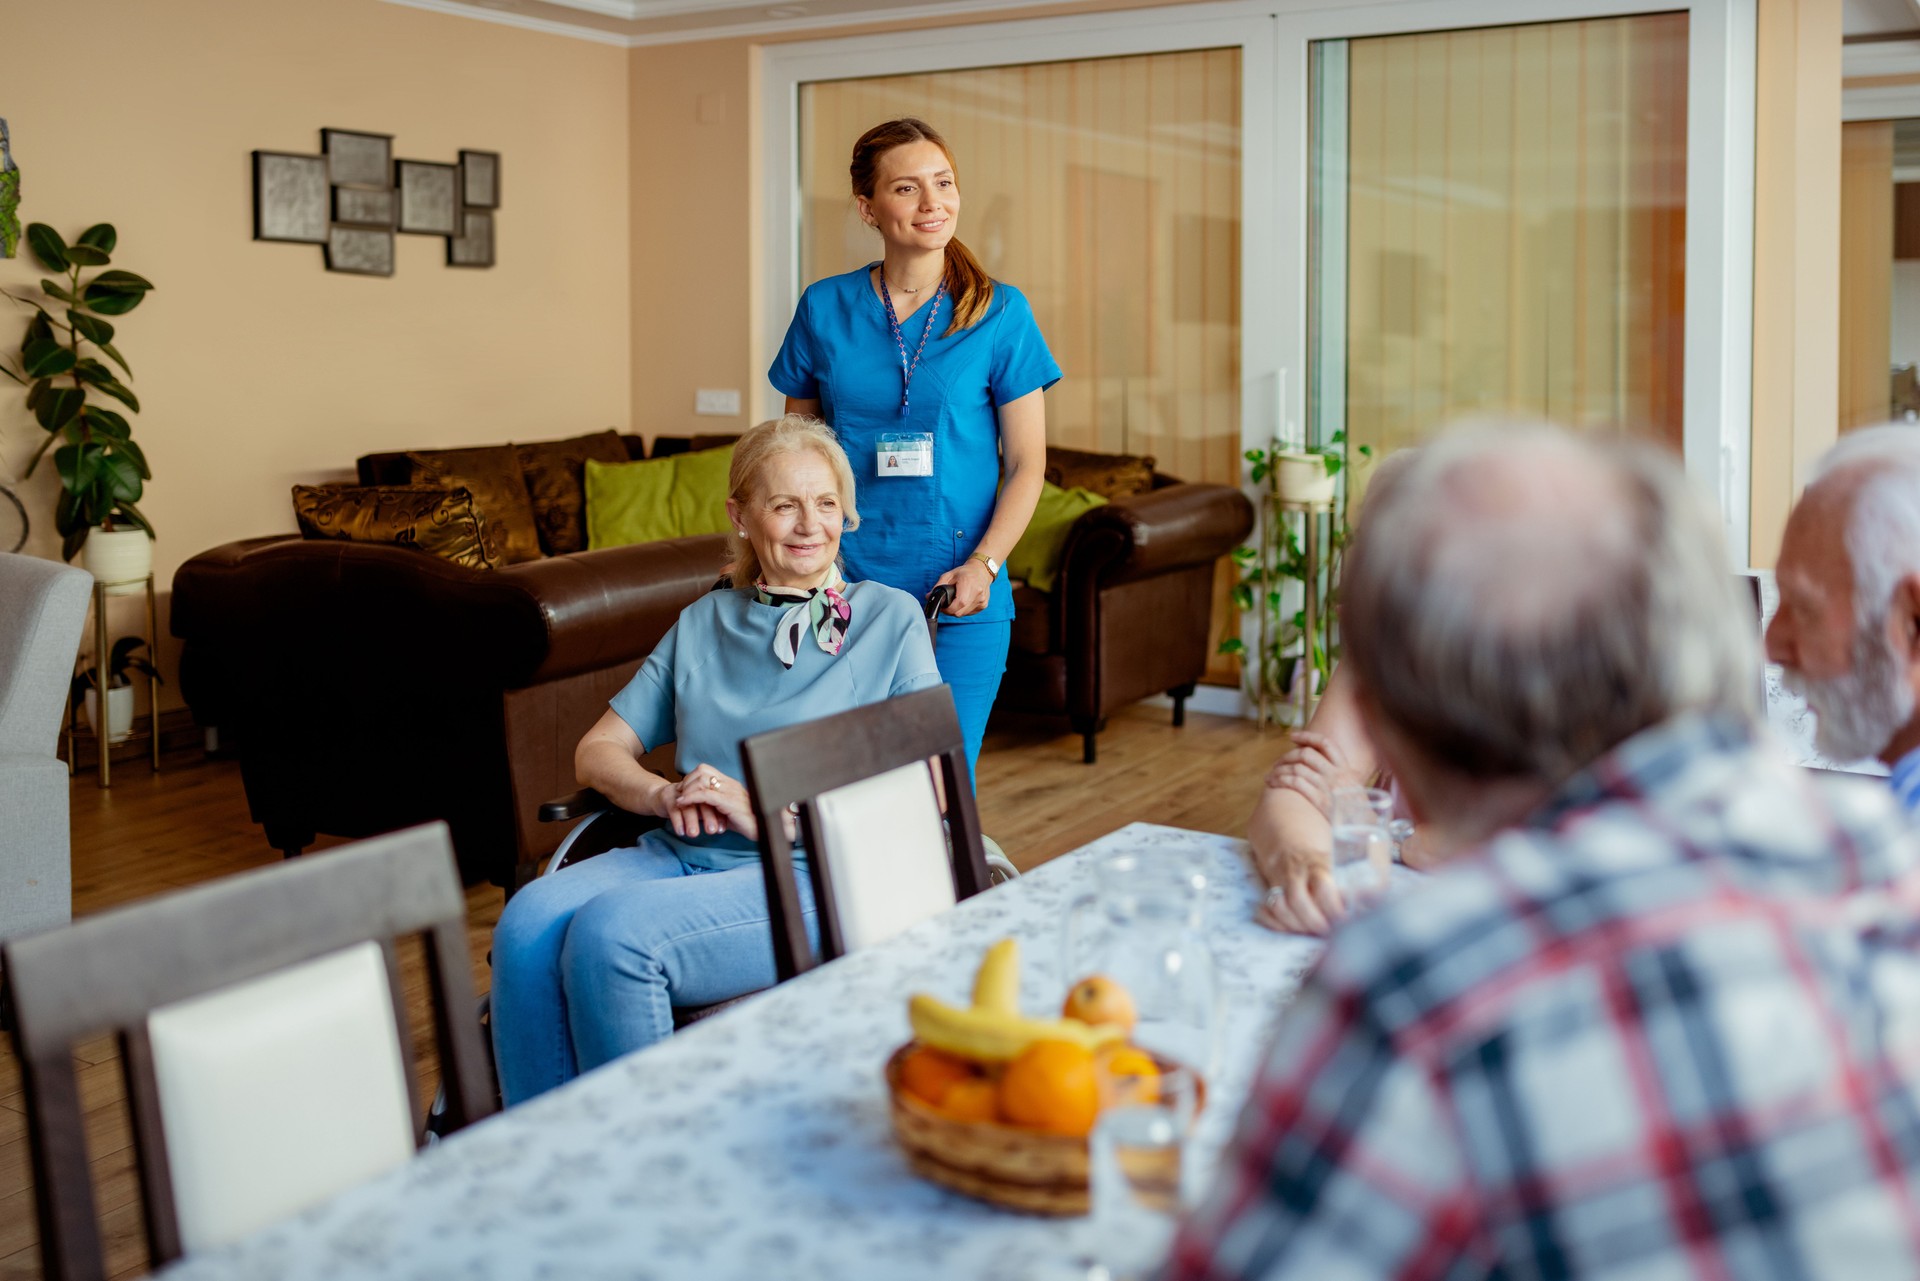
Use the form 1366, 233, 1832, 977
878, 271, 948, 418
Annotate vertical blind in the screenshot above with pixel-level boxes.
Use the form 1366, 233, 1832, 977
799, 48, 1243, 486
1329, 13, 1689, 461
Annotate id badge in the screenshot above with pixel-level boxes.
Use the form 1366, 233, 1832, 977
877, 433, 933, 477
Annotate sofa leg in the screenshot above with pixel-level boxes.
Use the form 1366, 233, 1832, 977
1083, 732, 1097, 765
265, 820, 313, 861
1169, 682, 1197, 728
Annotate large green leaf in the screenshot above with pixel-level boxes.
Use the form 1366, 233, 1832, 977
100, 450, 143, 502
54, 443, 99, 492
83, 405, 131, 439
77, 224, 117, 255
67, 311, 114, 344
116, 438, 151, 480
73, 361, 139, 411
64, 244, 109, 268
34, 386, 83, 431
40, 280, 80, 306
89, 270, 153, 292
23, 337, 76, 379
81, 285, 144, 316
97, 341, 131, 376
115, 498, 155, 538
24, 309, 52, 347
26, 224, 69, 273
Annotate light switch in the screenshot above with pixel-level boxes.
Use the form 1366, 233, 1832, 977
695, 389, 742, 417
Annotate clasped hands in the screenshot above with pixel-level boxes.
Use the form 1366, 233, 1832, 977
654, 764, 757, 841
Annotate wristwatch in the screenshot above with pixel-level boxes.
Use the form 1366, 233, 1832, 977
969, 551, 1001, 579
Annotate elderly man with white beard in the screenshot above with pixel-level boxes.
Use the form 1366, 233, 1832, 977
1767, 425, 1920, 813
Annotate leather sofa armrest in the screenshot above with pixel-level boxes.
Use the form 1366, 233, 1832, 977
172, 533, 728, 690
1060, 482, 1255, 588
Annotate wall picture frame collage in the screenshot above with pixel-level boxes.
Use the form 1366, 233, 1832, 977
252, 129, 499, 275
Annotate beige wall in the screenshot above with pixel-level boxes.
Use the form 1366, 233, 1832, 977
1, 0, 631, 705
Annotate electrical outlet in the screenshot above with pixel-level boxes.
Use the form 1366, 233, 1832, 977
695, 389, 741, 417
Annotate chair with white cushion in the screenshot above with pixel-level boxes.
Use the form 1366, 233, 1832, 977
741, 684, 995, 980
2, 822, 495, 1281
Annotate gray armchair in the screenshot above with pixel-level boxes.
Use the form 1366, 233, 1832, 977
0, 553, 92, 945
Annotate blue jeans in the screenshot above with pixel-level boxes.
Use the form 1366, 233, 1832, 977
934, 619, 1010, 775
490, 835, 817, 1106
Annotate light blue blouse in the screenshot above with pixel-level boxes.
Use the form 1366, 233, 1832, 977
768, 266, 1062, 625
609, 580, 943, 870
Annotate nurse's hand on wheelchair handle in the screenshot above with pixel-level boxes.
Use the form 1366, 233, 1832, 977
934, 559, 992, 616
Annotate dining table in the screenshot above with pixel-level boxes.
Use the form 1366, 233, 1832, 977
161, 822, 1349, 1281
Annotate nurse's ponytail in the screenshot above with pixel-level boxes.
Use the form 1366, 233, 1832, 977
850, 117, 995, 336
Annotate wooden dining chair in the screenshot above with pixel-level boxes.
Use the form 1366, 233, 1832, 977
740, 684, 994, 981
2, 822, 496, 1281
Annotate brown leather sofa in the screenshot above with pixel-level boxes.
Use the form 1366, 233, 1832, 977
172, 435, 728, 891
997, 473, 1254, 763
173, 436, 1251, 891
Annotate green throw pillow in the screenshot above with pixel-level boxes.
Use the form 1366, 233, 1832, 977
1006, 481, 1107, 593
585, 445, 736, 549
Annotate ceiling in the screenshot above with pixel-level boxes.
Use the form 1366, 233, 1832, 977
381, 0, 1072, 47
1847, 0, 1920, 122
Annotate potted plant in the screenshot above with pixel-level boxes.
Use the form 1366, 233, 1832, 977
71, 636, 162, 745
1219, 430, 1371, 725
1, 221, 155, 583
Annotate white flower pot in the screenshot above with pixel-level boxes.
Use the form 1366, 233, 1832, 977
1273, 453, 1337, 505
85, 684, 136, 744
81, 526, 153, 595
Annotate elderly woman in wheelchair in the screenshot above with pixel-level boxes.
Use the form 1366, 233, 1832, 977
490, 414, 943, 1104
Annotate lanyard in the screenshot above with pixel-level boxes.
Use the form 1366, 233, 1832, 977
879, 274, 948, 419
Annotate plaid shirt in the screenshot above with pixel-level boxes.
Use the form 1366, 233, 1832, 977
1166, 713, 1920, 1281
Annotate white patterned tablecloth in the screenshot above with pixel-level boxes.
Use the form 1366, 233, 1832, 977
162, 823, 1329, 1281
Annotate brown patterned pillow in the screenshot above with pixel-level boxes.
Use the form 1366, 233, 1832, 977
1043, 445, 1157, 500
405, 445, 543, 564
291, 485, 502, 570
515, 430, 630, 556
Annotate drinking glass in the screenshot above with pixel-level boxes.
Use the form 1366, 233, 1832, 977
1064, 851, 1217, 1075
1086, 1066, 1198, 1281
1330, 785, 1394, 911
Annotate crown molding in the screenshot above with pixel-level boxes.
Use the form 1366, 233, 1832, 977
383, 0, 1102, 48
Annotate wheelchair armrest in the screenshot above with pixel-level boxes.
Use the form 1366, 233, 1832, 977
539, 788, 612, 823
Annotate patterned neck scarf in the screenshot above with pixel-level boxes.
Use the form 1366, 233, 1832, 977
754, 567, 851, 669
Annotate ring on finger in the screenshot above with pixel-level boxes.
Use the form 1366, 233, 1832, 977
1264, 885, 1286, 908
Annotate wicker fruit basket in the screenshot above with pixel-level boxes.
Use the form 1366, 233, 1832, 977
883, 1041, 1204, 1216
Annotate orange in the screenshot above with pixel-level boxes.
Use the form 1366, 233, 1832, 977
1097, 1044, 1162, 1108
1062, 975, 1138, 1035
998, 1039, 1101, 1137
900, 1045, 978, 1106
937, 1078, 1001, 1124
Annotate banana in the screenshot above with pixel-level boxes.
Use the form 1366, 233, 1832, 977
908, 992, 1124, 1063
971, 937, 1021, 1016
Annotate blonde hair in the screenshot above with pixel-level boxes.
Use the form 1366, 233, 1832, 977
850, 117, 993, 335
725, 414, 861, 586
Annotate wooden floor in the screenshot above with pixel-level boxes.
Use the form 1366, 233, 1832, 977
0, 702, 1289, 1279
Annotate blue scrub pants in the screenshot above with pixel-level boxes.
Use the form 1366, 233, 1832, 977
490, 837, 818, 1105
933, 619, 1010, 776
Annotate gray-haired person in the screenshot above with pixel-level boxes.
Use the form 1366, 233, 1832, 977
1768, 424, 1920, 812
1164, 424, 1920, 1281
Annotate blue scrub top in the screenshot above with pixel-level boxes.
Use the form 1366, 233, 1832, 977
768, 265, 1062, 625
609, 581, 943, 871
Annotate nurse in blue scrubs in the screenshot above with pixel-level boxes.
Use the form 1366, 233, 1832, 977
770, 116, 1061, 775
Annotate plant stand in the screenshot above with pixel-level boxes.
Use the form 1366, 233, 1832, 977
65, 572, 160, 788
1277, 497, 1333, 726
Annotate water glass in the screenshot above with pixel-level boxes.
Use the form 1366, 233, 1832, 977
1087, 1067, 1198, 1281
1330, 785, 1394, 910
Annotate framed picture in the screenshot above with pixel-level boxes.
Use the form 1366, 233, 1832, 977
447, 210, 495, 268
459, 150, 500, 209
252, 151, 330, 244
332, 187, 395, 228
395, 159, 458, 236
322, 129, 392, 190
325, 226, 395, 277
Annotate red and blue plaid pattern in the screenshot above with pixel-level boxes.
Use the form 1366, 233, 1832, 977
1166, 713, 1920, 1281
